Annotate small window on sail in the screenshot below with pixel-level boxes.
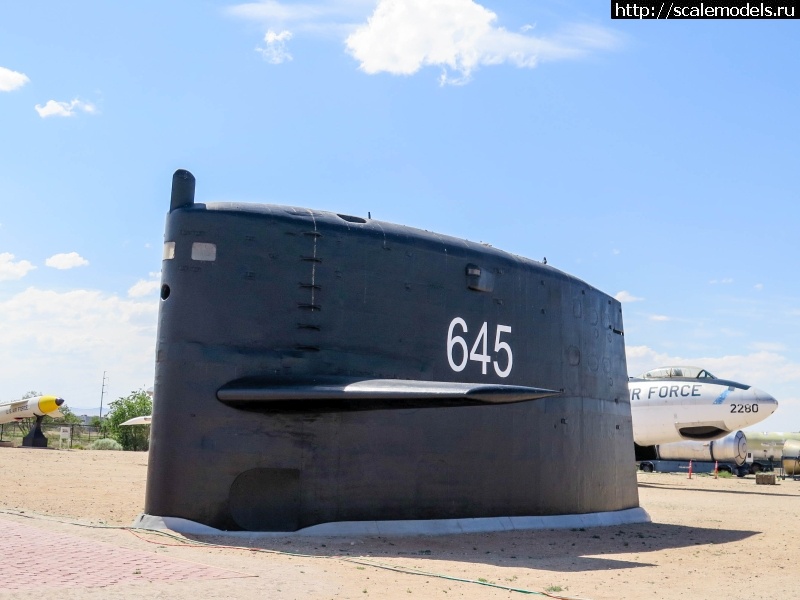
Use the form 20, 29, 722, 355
191, 242, 216, 261
163, 242, 175, 260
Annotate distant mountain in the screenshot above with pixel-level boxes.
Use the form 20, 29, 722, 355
69, 406, 103, 417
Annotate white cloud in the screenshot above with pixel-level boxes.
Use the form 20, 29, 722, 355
752, 341, 787, 353
257, 29, 294, 63
128, 273, 161, 298
45, 252, 89, 270
345, 0, 620, 84
719, 327, 743, 337
230, 1, 371, 62
228, 0, 363, 22
229, 1, 371, 41
0, 287, 157, 406
615, 290, 643, 303
754, 283, 764, 291
230, 0, 620, 84
649, 315, 670, 322
0, 253, 36, 281
709, 278, 734, 284
34, 99, 97, 118
0, 66, 30, 92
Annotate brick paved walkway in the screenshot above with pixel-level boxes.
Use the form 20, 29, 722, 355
0, 517, 252, 591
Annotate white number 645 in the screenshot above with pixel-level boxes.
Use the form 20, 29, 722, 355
446, 318, 513, 378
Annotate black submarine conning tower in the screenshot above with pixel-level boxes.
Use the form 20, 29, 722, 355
170, 169, 195, 211
145, 169, 640, 532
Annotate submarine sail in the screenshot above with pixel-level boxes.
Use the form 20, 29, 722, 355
144, 169, 641, 532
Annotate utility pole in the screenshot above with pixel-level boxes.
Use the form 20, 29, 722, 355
99, 371, 108, 419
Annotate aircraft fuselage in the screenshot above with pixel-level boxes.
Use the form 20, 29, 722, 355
0, 396, 64, 425
630, 375, 777, 446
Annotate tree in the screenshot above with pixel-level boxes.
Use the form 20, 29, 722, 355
47, 404, 82, 426
105, 389, 152, 451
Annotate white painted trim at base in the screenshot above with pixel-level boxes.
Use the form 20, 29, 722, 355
132, 507, 651, 538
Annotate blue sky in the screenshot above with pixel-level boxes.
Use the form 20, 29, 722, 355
1, 1, 798, 431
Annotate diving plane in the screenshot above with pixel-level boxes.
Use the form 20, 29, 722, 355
630, 366, 778, 460
0, 395, 65, 425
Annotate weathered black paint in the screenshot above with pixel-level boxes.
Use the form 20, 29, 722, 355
145, 170, 639, 531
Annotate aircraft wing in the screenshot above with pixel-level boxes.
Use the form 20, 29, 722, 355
0, 400, 25, 424
218, 378, 561, 410
5, 400, 27, 408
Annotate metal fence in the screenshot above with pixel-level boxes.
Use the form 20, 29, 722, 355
0, 423, 109, 449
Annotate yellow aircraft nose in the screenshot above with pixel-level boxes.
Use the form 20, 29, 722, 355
37, 396, 64, 415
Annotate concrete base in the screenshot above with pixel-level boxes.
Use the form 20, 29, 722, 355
132, 507, 651, 538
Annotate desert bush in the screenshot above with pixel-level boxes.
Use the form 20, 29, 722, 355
89, 438, 123, 451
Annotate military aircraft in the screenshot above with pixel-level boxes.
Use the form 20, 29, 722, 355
0, 395, 65, 425
630, 366, 778, 459
0, 395, 66, 447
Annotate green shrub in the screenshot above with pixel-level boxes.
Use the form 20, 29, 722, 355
89, 438, 123, 451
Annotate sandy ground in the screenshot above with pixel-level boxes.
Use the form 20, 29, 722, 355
1, 447, 799, 600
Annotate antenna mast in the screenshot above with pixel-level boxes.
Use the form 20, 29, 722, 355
99, 371, 108, 419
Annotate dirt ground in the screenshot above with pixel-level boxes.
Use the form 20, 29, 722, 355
1, 447, 798, 600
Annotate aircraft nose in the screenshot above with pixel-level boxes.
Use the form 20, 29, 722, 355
752, 387, 778, 415
55, 397, 64, 407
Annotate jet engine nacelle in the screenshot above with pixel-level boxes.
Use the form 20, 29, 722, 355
649, 430, 748, 466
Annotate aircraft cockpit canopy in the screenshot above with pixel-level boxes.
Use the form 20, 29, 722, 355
637, 366, 717, 380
